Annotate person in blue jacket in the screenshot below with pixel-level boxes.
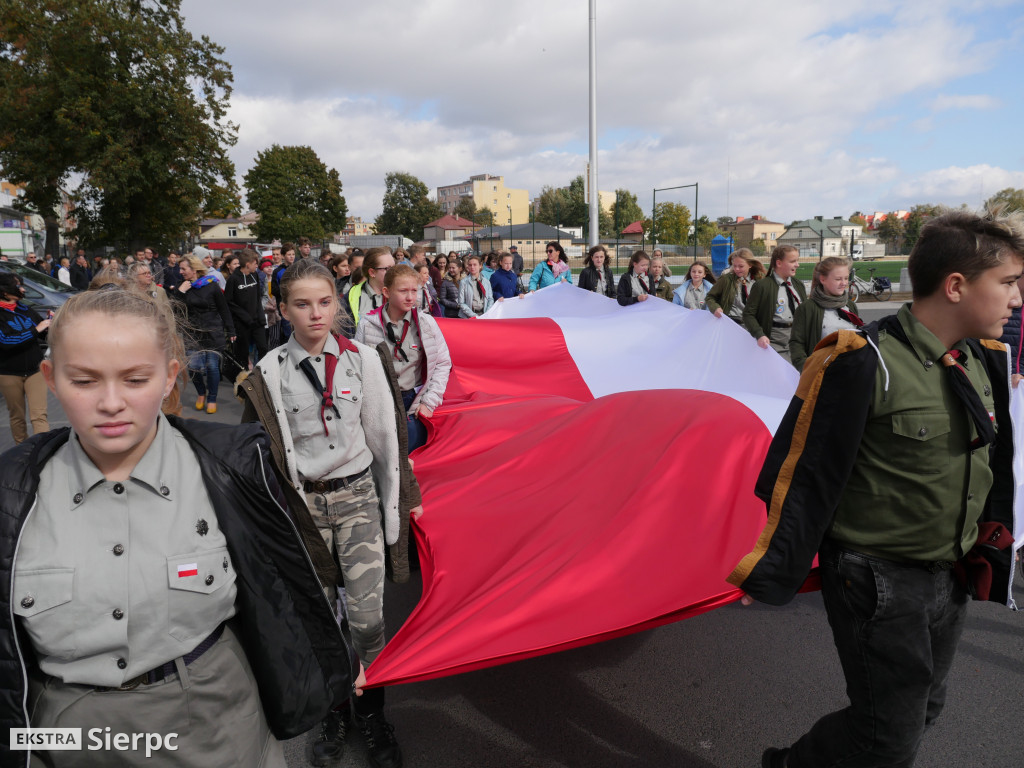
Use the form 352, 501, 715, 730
490, 252, 520, 299
529, 242, 572, 291
672, 261, 716, 310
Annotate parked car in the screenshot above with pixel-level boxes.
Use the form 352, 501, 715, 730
0, 261, 78, 314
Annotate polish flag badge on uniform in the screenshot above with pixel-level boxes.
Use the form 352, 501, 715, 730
177, 563, 199, 578
340, 389, 351, 395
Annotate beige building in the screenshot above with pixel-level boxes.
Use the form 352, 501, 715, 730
198, 215, 256, 245
720, 215, 785, 252
342, 216, 372, 238
437, 174, 530, 225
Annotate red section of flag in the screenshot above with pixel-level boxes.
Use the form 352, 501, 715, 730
177, 565, 198, 578
365, 316, 777, 687
434, 317, 594, 403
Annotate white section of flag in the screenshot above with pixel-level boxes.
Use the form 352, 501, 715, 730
482, 282, 799, 432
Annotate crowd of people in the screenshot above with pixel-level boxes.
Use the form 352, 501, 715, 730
3, 208, 1024, 768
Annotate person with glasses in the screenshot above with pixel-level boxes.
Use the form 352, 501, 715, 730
345, 247, 395, 330
127, 261, 171, 312
529, 242, 571, 291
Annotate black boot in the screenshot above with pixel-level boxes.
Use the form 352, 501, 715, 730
355, 688, 402, 768
761, 747, 789, 768
308, 704, 349, 767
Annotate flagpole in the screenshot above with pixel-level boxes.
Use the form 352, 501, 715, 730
588, 0, 599, 249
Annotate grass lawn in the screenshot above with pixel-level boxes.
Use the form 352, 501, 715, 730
796, 260, 907, 282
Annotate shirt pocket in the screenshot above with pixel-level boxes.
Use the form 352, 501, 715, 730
166, 548, 237, 643
13, 568, 77, 659
282, 391, 321, 440
889, 410, 952, 474
332, 377, 362, 411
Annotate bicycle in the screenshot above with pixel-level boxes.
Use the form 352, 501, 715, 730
849, 266, 892, 302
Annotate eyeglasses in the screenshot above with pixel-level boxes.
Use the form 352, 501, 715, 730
546, 249, 556, 254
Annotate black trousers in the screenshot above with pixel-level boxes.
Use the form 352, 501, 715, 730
225, 324, 268, 382
788, 541, 968, 767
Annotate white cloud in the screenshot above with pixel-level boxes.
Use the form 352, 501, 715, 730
887, 164, 1024, 204
930, 94, 1001, 111
183, 0, 1023, 223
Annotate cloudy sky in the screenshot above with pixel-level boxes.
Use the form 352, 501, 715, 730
181, 0, 1024, 225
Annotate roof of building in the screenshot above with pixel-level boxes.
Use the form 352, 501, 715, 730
621, 220, 645, 235
467, 223, 576, 241
782, 217, 857, 238
424, 214, 476, 230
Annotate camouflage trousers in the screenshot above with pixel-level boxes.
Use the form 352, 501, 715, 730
305, 471, 386, 665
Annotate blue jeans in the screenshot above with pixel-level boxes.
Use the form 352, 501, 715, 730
788, 541, 968, 768
188, 350, 221, 403
402, 389, 427, 453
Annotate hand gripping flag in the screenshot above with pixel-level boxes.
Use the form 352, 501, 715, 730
366, 283, 800, 686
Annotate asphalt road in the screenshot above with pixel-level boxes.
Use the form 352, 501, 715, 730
3, 324, 1023, 768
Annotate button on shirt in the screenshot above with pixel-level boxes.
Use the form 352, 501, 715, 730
13, 415, 237, 687
280, 333, 371, 482
383, 309, 425, 391
830, 304, 994, 562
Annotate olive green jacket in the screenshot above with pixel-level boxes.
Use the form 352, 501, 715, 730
789, 297, 859, 371
742, 273, 808, 339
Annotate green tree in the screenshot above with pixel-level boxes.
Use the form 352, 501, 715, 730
473, 206, 495, 227
453, 196, 476, 221
875, 213, 905, 255
984, 188, 1024, 213
849, 213, 868, 229
652, 201, 692, 246
243, 145, 347, 242
749, 238, 767, 257
695, 215, 725, 252
1, 0, 239, 252
534, 176, 590, 230
534, 185, 569, 227
373, 172, 442, 239
902, 204, 942, 253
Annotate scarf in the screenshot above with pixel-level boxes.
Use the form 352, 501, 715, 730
810, 283, 850, 310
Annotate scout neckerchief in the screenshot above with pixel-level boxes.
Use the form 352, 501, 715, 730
877, 315, 995, 449
476, 278, 486, 299
941, 349, 995, 448
297, 334, 358, 436
192, 274, 218, 290
381, 305, 420, 363
741, 277, 750, 303
636, 273, 649, 293
782, 279, 800, 313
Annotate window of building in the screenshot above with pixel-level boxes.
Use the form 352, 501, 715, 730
227, 227, 237, 237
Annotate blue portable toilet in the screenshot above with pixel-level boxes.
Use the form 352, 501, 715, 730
710, 235, 733, 277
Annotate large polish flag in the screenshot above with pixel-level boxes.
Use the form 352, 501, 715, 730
366, 282, 800, 687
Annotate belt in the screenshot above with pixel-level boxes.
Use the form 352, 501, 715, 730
772, 321, 793, 328
96, 623, 224, 692
304, 466, 370, 494
824, 541, 956, 574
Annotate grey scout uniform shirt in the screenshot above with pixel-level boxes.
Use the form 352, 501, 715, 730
774, 273, 798, 324
13, 415, 237, 687
280, 332, 372, 482
382, 308, 424, 392
359, 284, 384, 320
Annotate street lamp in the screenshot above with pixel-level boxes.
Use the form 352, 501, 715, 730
507, 205, 512, 252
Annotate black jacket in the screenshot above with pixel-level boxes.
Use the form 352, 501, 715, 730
0, 303, 45, 377
439, 278, 461, 318
729, 320, 1016, 607
577, 264, 615, 298
171, 280, 235, 351
225, 270, 262, 329
0, 418, 357, 764
616, 270, 648, 306
69, 264, 91, 291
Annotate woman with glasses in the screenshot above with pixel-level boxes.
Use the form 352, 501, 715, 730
529, 242, 572, 291
345, 247, 395, 330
